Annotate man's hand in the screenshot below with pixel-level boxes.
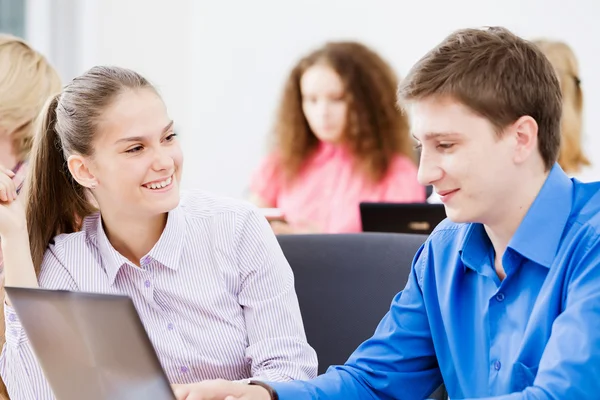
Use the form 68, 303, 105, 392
172, 379, 272, 400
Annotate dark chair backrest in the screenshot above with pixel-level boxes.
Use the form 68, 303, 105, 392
277, 232, 448, 399
277, 232, 426, 372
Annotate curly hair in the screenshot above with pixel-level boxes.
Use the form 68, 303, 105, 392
533, 39, 590, 173
272, 41, 414, 184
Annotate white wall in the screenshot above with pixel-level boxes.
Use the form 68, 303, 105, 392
26, 0, 600, 197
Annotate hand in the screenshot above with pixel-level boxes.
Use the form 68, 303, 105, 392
270, 221, 321, 235
270, 221, 296, 235
172, 379, 271, 400
0, 165, 16, 203
0, 165, 26, 239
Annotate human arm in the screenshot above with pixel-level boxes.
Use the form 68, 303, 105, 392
0, 247, 78, 399
235, 207, 318, 381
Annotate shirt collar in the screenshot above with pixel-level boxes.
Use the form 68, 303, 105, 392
460, 223, 492, 274
95, 205, 186, 286
508, 163, 573, 268
145, 205, 186, 272
460, 163, 573, 271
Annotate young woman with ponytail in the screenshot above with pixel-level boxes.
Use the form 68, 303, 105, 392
0, 66, 316, 399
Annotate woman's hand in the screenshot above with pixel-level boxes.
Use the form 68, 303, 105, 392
0, 165, 26, 239
270, 220, 321, 235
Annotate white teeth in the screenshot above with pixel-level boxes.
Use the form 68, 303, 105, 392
144, 176, 172, 190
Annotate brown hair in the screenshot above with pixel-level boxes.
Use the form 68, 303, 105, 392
534, 39, 589, 173
0, 34, 61, 161
273, 41, 414, 183
26, 66, 155, 273
397, 27, 563, 171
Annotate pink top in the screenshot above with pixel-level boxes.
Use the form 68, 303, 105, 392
251, 143, 425, 233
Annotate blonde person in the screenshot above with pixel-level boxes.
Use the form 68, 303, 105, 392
534, 39, 593, 180
250, 42, 425, 234
0, 34, 61, 400
0, 66, 317, 399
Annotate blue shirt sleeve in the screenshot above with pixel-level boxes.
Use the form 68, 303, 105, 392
463, 239, 600, 400
269, 245, 443, 400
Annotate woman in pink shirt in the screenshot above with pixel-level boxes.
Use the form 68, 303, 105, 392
250, 41, 425, 234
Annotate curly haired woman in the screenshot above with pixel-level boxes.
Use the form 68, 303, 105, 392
250, 41, 425, 233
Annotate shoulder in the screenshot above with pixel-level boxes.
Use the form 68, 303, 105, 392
40, 219, 97, 287
178, 190, 265, 235
255, 151, 284, 173
568, 180, 600, 236
425, 218, 470, 253
179, 190, 259, 219
388, 154, 418, 174
46, 214, 99, 261
412, 219, 470, 281
178, 191, 276, 265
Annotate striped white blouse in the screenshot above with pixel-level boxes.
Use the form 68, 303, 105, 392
0, 191, 318, 399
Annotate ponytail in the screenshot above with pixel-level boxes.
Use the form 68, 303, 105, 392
25, 94, 96, 274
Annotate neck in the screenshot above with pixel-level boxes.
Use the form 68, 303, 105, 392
484, 167, 550, 279
101, 210, 167, 266
0, 136, 18, 170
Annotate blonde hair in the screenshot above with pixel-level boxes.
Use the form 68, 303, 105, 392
534, 39, 590, 173
0, 34, 61, 162
0, 35, 60, 400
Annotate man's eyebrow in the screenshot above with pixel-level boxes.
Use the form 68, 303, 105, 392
412, 132, 462, 141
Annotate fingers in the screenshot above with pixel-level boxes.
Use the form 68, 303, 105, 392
171, 380, 260, 400
270, 221, 293, 235
0, 165, 16, 179
172, 384, 191, 399
0, 180, 17, 203
0, 165, 19, 202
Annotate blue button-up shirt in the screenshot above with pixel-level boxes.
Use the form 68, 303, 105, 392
271, 164, 600, 399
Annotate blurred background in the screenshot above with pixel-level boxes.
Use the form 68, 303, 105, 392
2, 0, 599, 197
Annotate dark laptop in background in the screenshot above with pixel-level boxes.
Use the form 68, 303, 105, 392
4, 287, 175, 400
360, 202, 447, 235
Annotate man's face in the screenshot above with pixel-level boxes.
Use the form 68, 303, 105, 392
411, 96, 520, 225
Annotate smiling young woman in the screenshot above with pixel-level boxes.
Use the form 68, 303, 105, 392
0, 66, 317, 398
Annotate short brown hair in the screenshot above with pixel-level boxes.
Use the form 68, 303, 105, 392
274, 41, 414, 183
397, 27, 562, 170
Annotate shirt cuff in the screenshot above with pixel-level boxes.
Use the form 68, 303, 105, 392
4, 303, 27, 347
266, 381, 309, 400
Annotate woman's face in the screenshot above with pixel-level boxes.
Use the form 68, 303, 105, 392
72, 88, 184, 219
300, 64, 348, 144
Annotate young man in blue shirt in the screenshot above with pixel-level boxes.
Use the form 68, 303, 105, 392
173, 26, 600, 400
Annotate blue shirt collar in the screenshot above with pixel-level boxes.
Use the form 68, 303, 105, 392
461, 163, 573, 271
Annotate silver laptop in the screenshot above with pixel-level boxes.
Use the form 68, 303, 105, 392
4, 287, 175, 400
